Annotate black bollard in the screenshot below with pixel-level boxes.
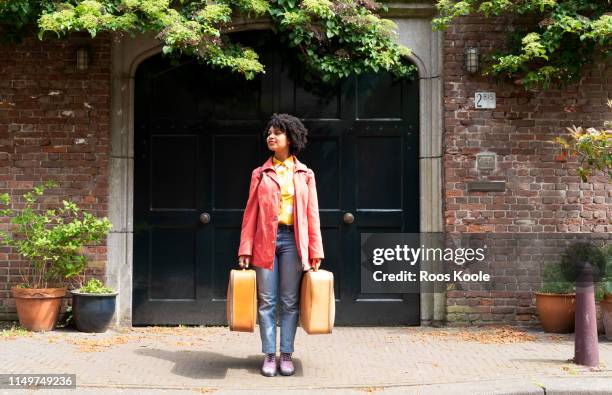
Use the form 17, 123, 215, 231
574, 260, 599, 367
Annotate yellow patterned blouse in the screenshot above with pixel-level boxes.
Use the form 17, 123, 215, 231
272, 155, 295, 225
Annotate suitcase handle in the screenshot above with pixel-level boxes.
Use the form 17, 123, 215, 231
238, 256, 251, 269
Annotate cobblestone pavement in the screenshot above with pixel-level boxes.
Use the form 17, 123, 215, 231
0, 324, 611, 394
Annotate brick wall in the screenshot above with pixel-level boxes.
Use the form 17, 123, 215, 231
442, 15, 612, 326
0, 17, 609, 327
0, 32, 111, 320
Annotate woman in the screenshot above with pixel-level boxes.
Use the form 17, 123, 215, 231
237, 113, 325, 377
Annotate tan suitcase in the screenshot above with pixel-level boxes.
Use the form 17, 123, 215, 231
300, 269, 335, 334
226, 269, 257, 332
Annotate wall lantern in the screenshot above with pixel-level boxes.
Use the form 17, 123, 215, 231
76, 46, 91, 72
464, 47, 479, 74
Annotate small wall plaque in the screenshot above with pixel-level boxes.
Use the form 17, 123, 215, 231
476, 152, 496, 171
467, 181, 506, 192
475, 92, 495, 109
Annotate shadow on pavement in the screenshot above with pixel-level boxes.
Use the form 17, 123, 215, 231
134, 348, 304, 379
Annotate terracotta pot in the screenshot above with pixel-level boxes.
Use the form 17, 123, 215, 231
602, 295, 612, 341
535, 292, 576, 333
596, 301, 605, 334
11, 287, 66, 332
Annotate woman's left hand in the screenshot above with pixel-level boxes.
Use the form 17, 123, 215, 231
310, 258, 321, 271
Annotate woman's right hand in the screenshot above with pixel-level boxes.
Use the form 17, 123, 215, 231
238, 255, 251, 269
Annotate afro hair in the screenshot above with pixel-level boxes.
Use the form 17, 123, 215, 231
263, 113, 308, 155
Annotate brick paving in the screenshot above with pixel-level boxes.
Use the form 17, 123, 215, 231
0, 324, 611, 394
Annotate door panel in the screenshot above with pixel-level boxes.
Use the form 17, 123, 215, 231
133, 32, 420, 325
356, 136, 402, 208
150, 135, 198, 209
356, 73, 404, 120
212, 135, 259, 209
149, 228, 196, 300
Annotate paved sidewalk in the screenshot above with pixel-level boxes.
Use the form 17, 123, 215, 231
1, 323, 611, 394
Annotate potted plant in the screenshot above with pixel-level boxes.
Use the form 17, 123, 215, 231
535, 262, 576, 333
600, 244, 612, 340
0, 181, 112, 332
71, 278, 118, 333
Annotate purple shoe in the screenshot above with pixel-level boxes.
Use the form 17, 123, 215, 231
261, 353, 277, 377
279, 352, 295, 376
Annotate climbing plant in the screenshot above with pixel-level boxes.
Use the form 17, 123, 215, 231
0, 0, 416, 82
433, 0, 611, 89
554, 99, 612, 182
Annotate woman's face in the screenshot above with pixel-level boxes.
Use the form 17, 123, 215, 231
266, 126, 290, 153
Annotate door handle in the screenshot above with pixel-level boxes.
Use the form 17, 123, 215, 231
200, 212, 211, 224
343, 212, 355, 224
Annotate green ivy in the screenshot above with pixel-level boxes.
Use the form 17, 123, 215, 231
0, 181, 113, 289
433, 0, 611, 89
0, 0, 416, 83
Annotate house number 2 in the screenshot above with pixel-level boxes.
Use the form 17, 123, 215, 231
475, 92, 496, 109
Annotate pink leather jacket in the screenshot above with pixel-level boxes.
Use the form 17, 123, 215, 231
237, 155, 324, 270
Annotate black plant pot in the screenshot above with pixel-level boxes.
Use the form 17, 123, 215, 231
71, 291, 118, 333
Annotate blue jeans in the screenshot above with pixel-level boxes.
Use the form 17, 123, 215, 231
255, 226, 303, 354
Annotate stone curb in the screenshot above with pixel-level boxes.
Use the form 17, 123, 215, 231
6, 376, 607, 395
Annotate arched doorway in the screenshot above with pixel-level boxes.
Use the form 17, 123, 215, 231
131, 31, 420, 325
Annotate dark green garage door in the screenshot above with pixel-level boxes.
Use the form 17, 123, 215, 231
133, 32, 420, 326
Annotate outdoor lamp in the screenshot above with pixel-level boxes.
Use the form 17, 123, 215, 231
76, 46, 90, 72
465, 47, 479, 74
